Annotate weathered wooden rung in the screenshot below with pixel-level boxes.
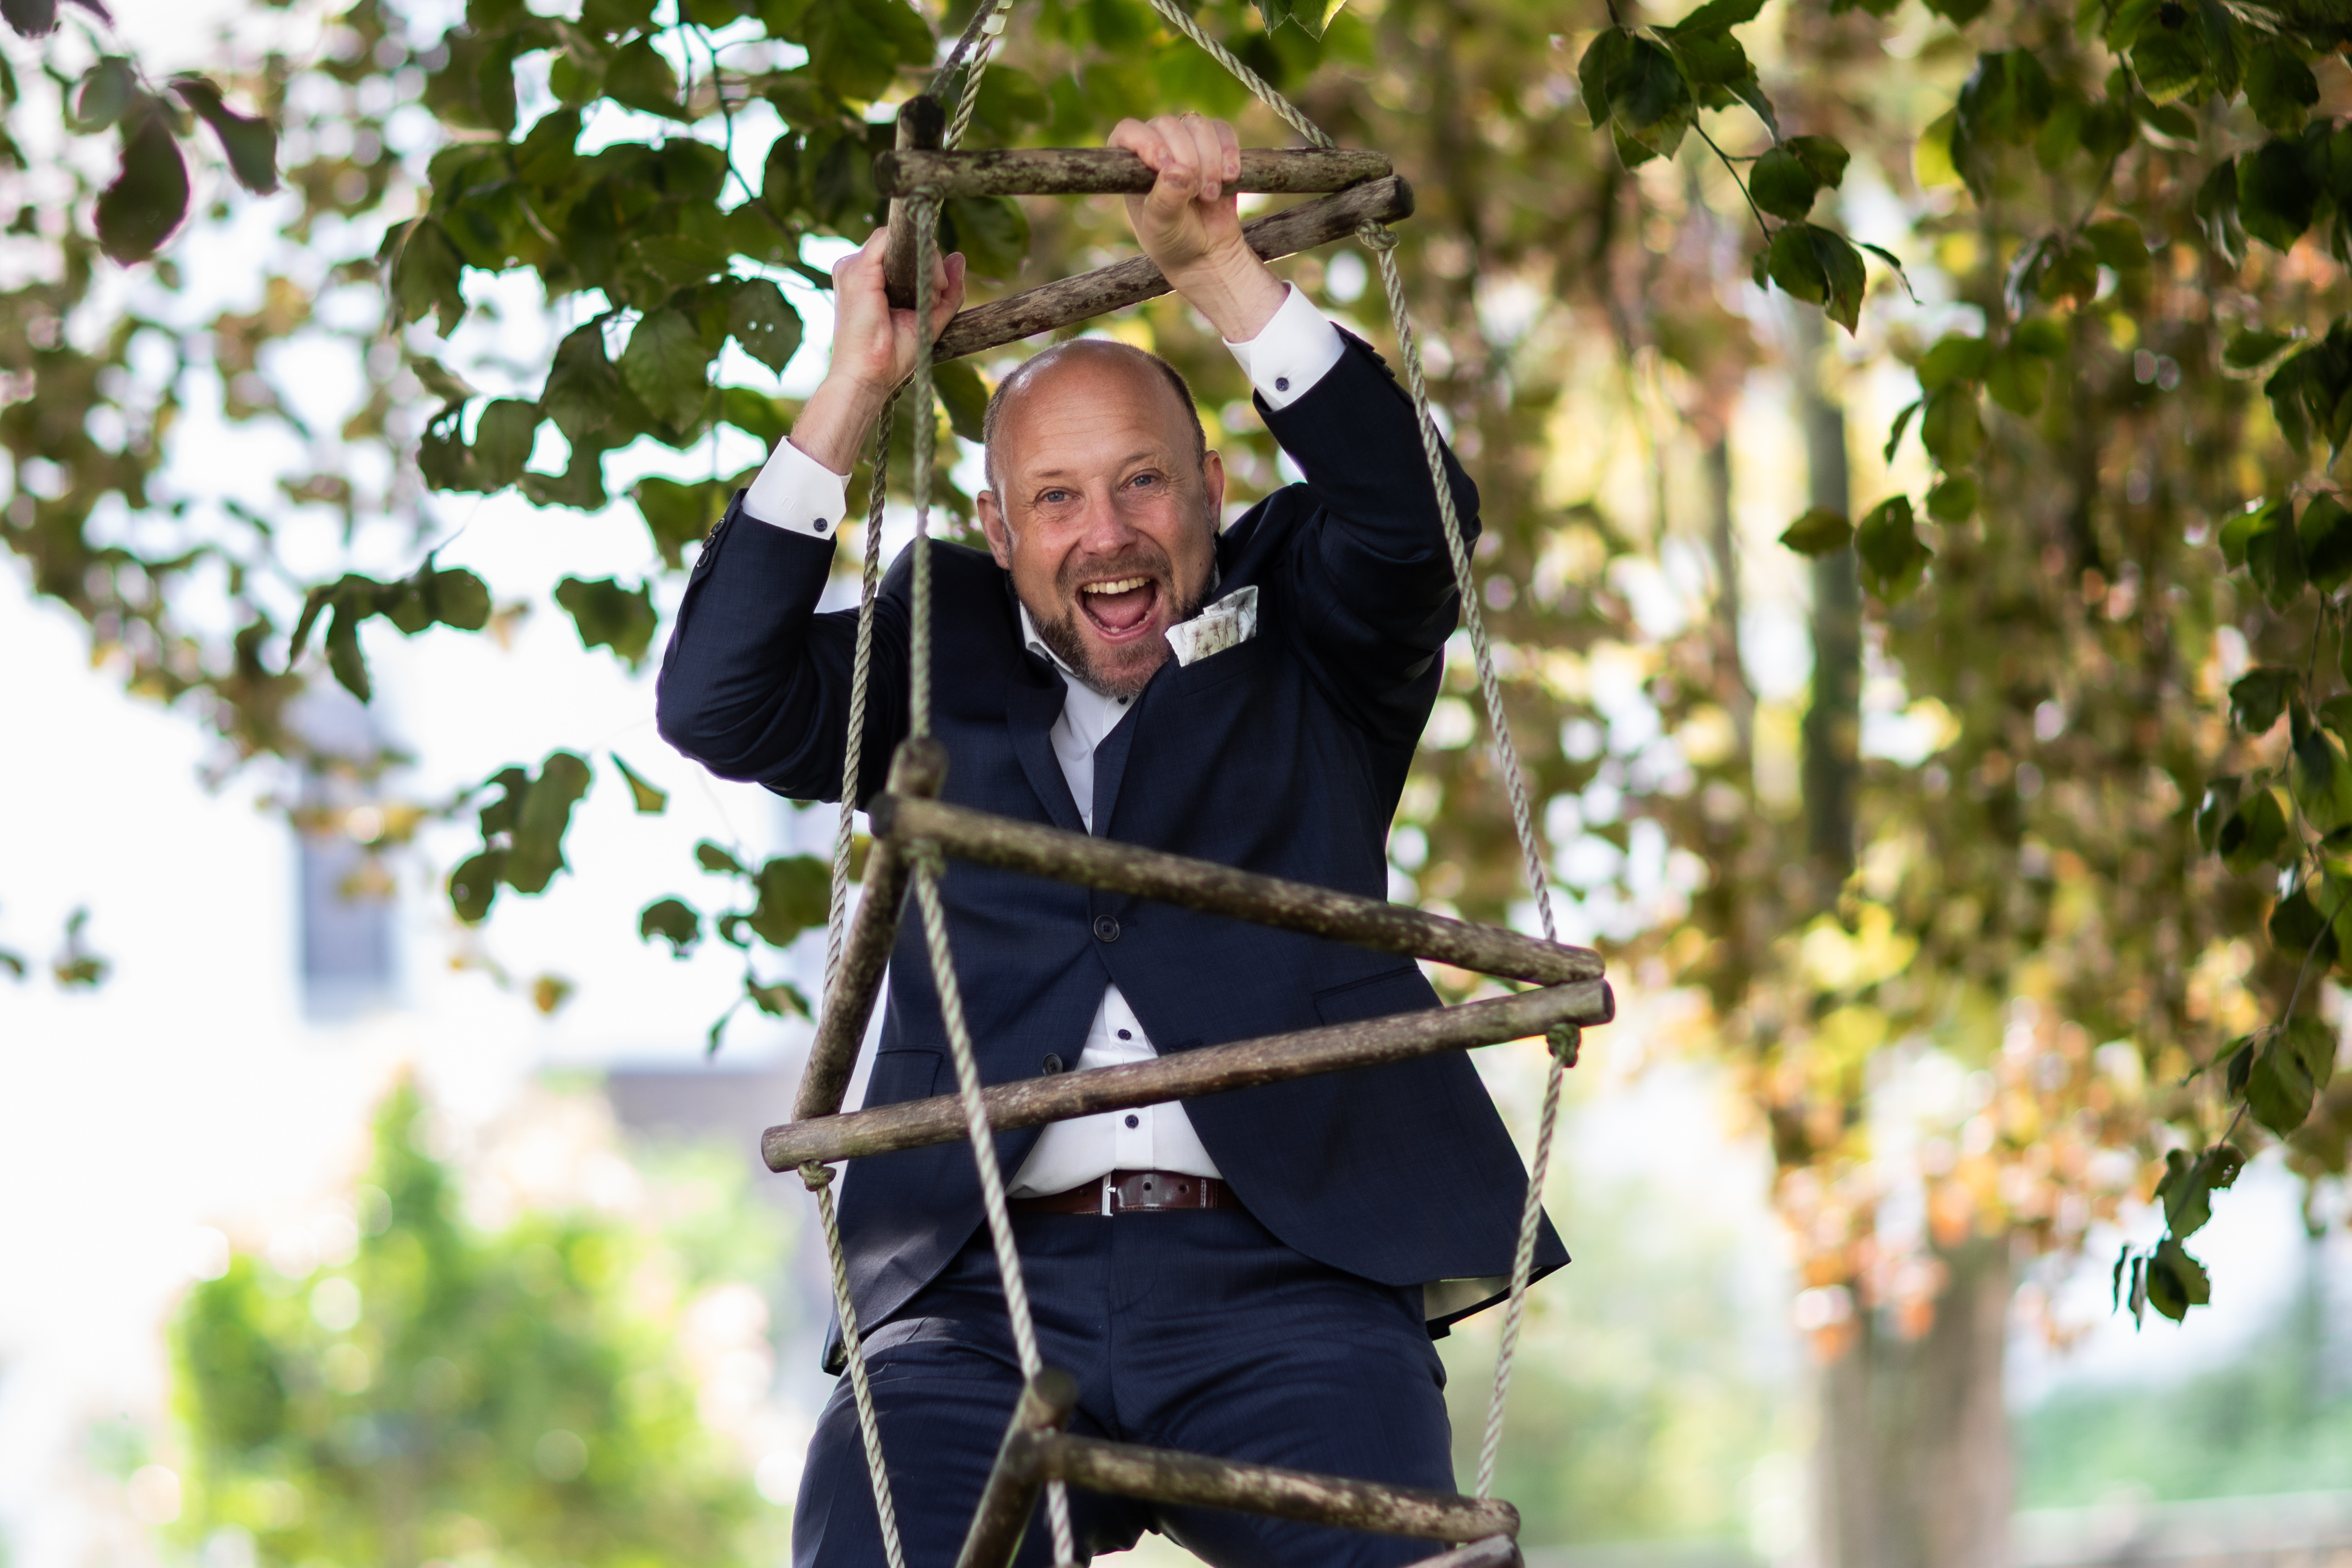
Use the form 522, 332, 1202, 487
929, 175, 1414, 364
883, 95, 948, 311
955, 1372, 1521, 1568
1403, 1536, 1524, 1568
1034, 1433, 1518, 1542
955, 1368, 1079, 1568
762, 980, 1608, 1170
870, 792, 1601, 987
793, 739, 949, 1125
876, 145, 1392, 200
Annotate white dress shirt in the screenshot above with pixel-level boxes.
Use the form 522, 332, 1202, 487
742, 286, 1346, 1200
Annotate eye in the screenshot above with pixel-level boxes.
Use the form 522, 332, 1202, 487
1038, 487, 1074, 505
1128, 471, 1161, 489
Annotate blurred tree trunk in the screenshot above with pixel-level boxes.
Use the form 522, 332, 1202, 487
1812, 1241, 2014, 1568
1791, 309, 1859, 910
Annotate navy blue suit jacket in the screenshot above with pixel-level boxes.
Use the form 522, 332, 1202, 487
656, 336, 1566, 1349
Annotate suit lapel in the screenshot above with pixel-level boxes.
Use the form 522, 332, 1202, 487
1005, 666, 1086, 833
1089, 697, 1142, 837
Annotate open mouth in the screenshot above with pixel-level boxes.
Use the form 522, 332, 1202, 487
1078, 575, 1161, 641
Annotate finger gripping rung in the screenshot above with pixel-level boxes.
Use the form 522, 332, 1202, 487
869, 793, 1600, 986
762, 980, 1610, 1169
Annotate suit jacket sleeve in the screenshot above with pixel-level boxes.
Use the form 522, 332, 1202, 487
653, 492, 911, 804
1257, 333, 1482, 751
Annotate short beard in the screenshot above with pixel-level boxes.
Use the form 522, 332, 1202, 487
1032, 572, 1208, 701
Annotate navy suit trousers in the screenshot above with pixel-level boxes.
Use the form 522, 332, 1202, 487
793, 1209, 1455, 1568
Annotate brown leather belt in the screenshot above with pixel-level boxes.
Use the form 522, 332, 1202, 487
1009, 1169, 1240, 1216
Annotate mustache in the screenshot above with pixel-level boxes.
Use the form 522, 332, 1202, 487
1056, 543, 1173, 598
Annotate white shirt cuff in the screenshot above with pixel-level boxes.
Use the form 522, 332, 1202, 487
1224, 283, 1345, 413
740, 437, 850, 540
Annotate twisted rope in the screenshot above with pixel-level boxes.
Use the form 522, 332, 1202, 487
801, 1161, 909, 1568
1139, 0, 1333, 150
944, 0, 1015, 150
824, 397, 899, 994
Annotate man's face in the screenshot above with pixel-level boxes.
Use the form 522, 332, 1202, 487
977, 348, 1224, 700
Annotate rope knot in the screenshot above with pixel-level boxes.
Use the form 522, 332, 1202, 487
1548, 1024, 1581, 1067
798, 1159, 836, 1192
1357, 221, 1400, 252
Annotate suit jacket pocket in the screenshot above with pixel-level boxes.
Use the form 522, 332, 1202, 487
866, 1047, 944, 1108
1313, 965, 1441, 1028
1163, 634, 1271, 699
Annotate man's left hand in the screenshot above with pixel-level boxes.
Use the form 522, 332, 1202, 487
1109, 112, 1286, 342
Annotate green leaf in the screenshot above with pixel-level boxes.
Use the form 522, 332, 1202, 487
391, 218, 467, 334
4, 0, 58, 38
1658, 0, 1763, 33
1884, 400, 1921, 463
74, 58, 137, 127
472, 399, 539, 489
2196, 0, 2240, 99
1926, 475, 1977, 522
2195, 775, 2242, 853
626, 234, 730, 288
1779, 508, 1852, 556
2299, 494, 2352, 593
695, 840, 747, 875
2245, 1019, 2331, 1135
325, 603, 371, 702
505, 751, 592, 895
2229, 665, 2298, 732
611, 753, 669, 814
543, 320, 621, 442
741, 854, 831, 947
1765, 224, 1866, 332
1783, 135, 1850, 190
1919, 384, 1984, 468
170, 75, 278, 194
449, 849, 504, 922
619, 307, 712, 431
1986, 345, 2049, 416
2145, 1238, 2210, 1321
1915, 109, 1961, 190
2218, 786, 2290, 874
1855, 495, 1930, 602
2083, 216, 2149, 274
2195, 157, 2246, 266
2244, 36, 2319, 135
1661, 27, 1749, 90
634, 476, 732, 569
2224, 328, 2300, 371
2244, 497, 2308, 609
554, 576, 658, 669
934, 359, 990, 443
727, 278, 803, 374
2294, 721, 2352, 834
1922, 0, 1990, 22
639, 897, 702, 957
2238, 137, 2320, 252
804, 0, 932, 100
1578, 28, 1635, 130
941, 195, 1030, 283
1749, 146, 1822, 221
605, 36, 684, 118
1958, 51, 2054, 145
2269, 884, 2340, 965
746, 976, 813, 1018
2154, 1146, 2240, 1241
424, 566, 490, 631
2130, 25, 2208, 104
1606, 37, 1695, 158
95, 106, 191, 263
2034, 239, 2102, 308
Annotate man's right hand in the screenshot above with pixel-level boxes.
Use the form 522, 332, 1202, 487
790, 227, 966, 475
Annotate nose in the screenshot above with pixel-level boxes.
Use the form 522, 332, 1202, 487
1075, 485, 1139, 555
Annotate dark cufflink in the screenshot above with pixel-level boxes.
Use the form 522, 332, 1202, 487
1274, 376, 1290, 392
813, 517, 829, 534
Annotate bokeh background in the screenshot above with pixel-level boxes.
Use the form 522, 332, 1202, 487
7, 0, 2352, 1562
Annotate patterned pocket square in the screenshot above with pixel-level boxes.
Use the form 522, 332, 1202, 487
1165, 585, 1260, 667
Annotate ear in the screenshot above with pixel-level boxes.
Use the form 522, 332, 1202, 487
976, 487, 1014, 569
1201, 448, 1226, 529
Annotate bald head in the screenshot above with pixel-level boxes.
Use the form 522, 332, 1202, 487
981, 339, 1207, 496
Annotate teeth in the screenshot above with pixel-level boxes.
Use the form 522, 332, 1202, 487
1083, 577, 1149, 594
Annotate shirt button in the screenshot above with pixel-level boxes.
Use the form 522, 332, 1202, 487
1116, 1029, 1131, 1041
1041, 1054, 1064, 1075
1124, 1114, 1141, 1129
1274, 376, 1290, 392
1093, 915, 1120, 943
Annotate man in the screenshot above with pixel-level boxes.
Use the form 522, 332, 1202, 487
657, 112, 1565, 1568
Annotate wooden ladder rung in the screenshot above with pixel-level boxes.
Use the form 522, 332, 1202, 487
871, 791, 1599, 987
928, 175, 1414, 362
955, 1371, 1520, 1568
877, 145, 1392, 200
762, 979, 1608, 1170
